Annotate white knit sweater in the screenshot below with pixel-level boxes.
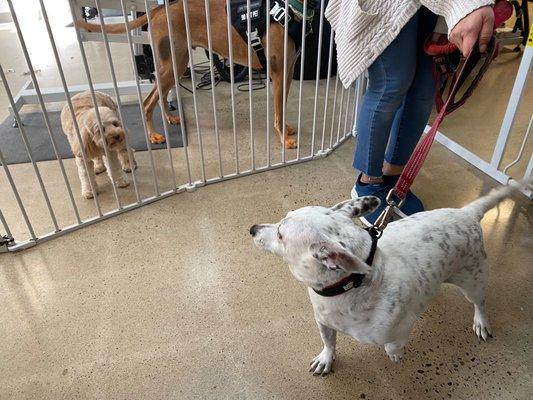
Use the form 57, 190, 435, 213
325, 0, 494, 88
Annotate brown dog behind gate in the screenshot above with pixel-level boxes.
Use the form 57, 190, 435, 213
75, 1, 305, 149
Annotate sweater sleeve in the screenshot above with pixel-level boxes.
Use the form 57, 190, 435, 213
420, 0, 494, 34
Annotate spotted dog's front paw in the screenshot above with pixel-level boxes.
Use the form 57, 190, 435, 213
473, 316, 492, 341
385, 342, 405, 363
388, 353, 403, 363
309, 348, 335, 376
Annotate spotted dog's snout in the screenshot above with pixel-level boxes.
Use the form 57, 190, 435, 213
249, 224, 260, 237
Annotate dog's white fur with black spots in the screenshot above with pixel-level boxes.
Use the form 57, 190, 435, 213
250, 184, 517, 375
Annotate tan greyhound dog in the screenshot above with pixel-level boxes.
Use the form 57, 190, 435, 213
74, 1, 300, 149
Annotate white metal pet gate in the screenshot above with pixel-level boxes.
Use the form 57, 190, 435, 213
1, 2, 531, 253
0, 0, 359, 252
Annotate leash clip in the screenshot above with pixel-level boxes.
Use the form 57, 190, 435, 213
373, 205, 394, 233
385, 188, 406, 208
372, 189, 406, 233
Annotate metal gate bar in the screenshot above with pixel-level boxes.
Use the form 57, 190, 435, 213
310, 0, 325, 157
164, 0, 193, 186
281, 0, 289, 163
204, 0, 224, 178
321, 31, 335, 152
295, 0, 308, 161
182, 0, 207, 183
246, 0, 256, 170
265, 0, 272, 166
225, 0, 241, 173
119, 0, 160, 196
143, 0, 179, 191
94, 0, 142, 202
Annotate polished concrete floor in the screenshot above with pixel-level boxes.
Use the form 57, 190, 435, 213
1, 142, 532, 399
1, 2, 533, 399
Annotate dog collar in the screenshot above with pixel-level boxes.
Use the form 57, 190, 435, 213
312, 227, 379, 297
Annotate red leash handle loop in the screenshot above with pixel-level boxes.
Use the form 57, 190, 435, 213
424, 35, 457, 56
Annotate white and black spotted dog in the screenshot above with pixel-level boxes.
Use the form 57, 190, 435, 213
250, 185, 517, 375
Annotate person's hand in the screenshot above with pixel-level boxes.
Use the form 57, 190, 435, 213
450, 6, 494, 57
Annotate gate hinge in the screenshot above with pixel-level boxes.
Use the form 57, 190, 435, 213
0, 235, 15, 253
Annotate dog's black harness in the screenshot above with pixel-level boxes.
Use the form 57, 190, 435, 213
228, 0, 316, 70
312, 227, 379, 297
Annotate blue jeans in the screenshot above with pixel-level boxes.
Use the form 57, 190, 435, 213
353, 8, 438, 177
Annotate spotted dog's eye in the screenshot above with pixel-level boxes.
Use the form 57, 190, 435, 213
112, 121, 119, 127
277, 232, 283, 240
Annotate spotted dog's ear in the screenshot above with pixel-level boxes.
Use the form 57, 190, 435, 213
310, 241, 371, 274
331, 196, 380, 218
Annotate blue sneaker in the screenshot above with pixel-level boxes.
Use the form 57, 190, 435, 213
350, 174, 389, 226
382, 175, 424, 216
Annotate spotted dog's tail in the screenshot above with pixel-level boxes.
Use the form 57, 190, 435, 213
462, 181, 523, 220
67, 13, 149, 34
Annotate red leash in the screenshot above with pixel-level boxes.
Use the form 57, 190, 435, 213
392, 51, 472, 201
388, 1, 513, 204
373, 37, 501, 231
373, 38, 498, 232
371, 2, 513, 233
390, 35, 499, 203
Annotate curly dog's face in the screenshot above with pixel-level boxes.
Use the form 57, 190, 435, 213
84, 107, 125, 150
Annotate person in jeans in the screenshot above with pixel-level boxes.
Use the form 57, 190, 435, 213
326, 1, 495, 225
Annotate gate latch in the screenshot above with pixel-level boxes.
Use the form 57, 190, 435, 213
0, 235, 14, 253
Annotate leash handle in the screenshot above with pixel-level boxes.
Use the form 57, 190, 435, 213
437, 36, 498, 115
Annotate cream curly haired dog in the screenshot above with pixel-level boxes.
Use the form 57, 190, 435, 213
61, 91, 135, 199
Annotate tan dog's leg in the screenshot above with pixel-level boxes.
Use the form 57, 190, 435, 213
269, 26, 298, 149
143, 85, 167, 144
159, 45, 189, 127
145, 70, 187, 143
163, 95, 181, 125
144, 8, 190, 143
76, 156, 98, 199
93, 156, 106, 174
